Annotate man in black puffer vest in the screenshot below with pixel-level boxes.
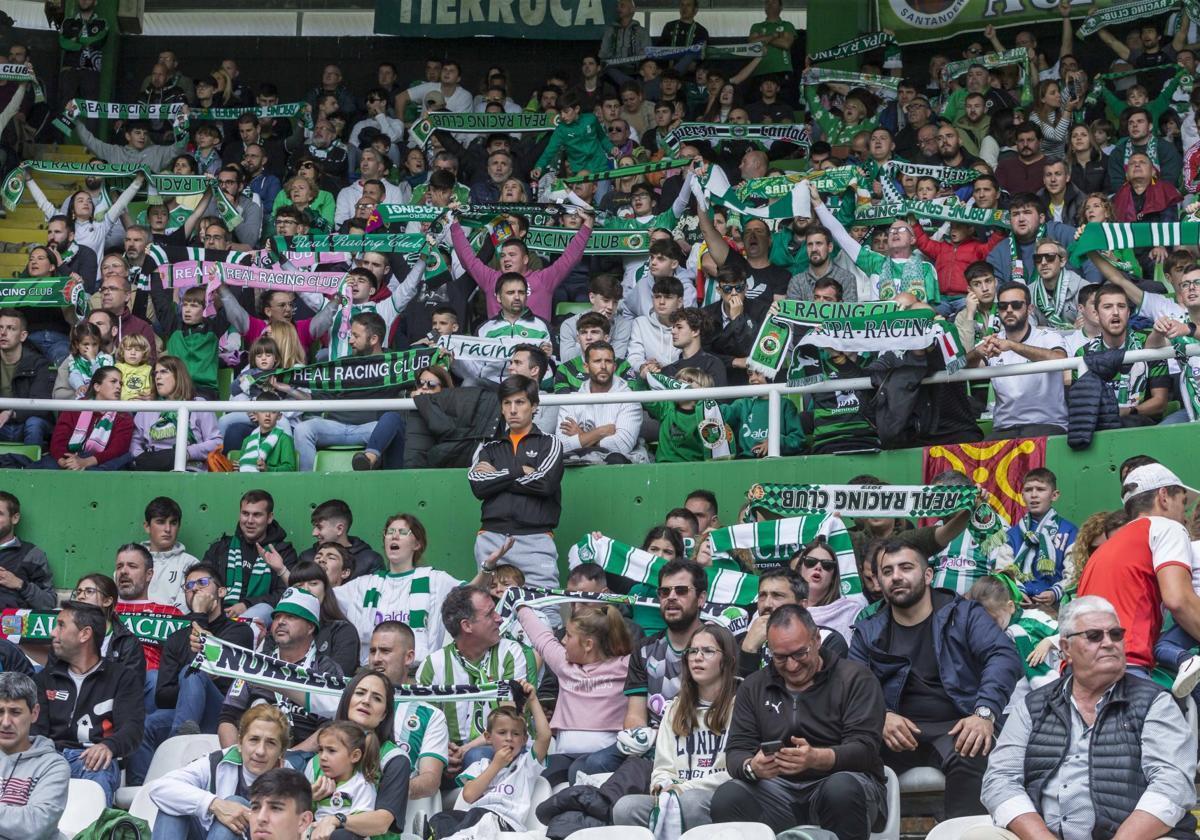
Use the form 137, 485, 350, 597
975, 595, 1197, 839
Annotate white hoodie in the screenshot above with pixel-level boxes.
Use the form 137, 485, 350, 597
556, 377, 642, 456
144, 541, 199, 612
626, 314, 681, 372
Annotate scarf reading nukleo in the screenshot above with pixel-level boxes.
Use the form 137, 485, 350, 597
191, 634, 511, 705
809, 32, 897, 63
745, 483, 979, 519
1, 608, 190, 646
645, 371, 731, 459
748, 300, 898, 377
1077, 0, 1177, 37
664, 122, 811, 153
260, 348, 444, 395
410, 111, 559, 146
798, 308, 968, 372
707, 514, 859, 593
0, 276, 89, 316
856, 198, 1010, 229
436, 334, 527, 362
1069, 222, 1200, 261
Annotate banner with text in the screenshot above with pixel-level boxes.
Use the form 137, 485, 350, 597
877, 0, 1121, 46
374, 0, 617, 38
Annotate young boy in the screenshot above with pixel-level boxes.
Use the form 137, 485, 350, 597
308, 263, 424, 360
142, 496, 199, 611
529, 90, 614, 181
300, 499, 382, 580
1005, 467, 1078, 606
238, 401, 297, 473
644, 367, 713, 463
553, 312, 636, 393
116, 334, 154, 400
721, 368, 806, 457
158, 285, 230, 401
627, 276, 684, 374
432, 681, 550, 837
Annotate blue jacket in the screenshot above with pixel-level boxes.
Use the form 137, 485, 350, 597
1005, 513, 1079, 600
986, 220, 1102, 285
849, 588, 1022, 719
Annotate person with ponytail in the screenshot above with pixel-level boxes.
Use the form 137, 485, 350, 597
304, 720, 382, 840
515, 598, 632, 783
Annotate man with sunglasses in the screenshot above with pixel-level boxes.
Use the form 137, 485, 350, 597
851, 541, 1022, 820
701, 264, 771, 386
976, 595, 1196, 840
967, 282, 1069, 440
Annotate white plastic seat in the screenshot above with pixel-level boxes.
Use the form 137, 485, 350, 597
114, 733, 220, 808
679, 822, 776, 840
128, 784, 160, 829
924, 816, 993, 840
897, 766, 947, 794
58, 779, 106, 839
408, 791, 442, 835
570, 828, 654, 840
871, 766, 901, 840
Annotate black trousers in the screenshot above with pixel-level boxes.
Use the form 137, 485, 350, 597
709, 772, 886, 840
882, 718, 988, 818
430, 808, 517, 839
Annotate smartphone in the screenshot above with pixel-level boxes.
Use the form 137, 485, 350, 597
761, 740, 784, 755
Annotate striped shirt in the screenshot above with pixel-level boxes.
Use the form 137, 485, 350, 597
416, 639, 537, 742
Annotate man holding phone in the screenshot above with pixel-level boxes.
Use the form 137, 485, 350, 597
711, 605, 888, 839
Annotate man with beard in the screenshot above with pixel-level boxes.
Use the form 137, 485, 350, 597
968, 282, 1069, 439
241, 142, 283, 212
113, 544, 183, 675
45, 216, 97, 284
556, 342, 642, 464
996, 124, 1048, 195
738, 568, 848, 676
696, 202, 790, 302
223, 113, 288, 179
953, 93, 995, 162
936, 122, 979, 170
201, 489, 299, 621
787, 225, 864, 302
850, 542, 1022, 819
986, 193, 1100, 285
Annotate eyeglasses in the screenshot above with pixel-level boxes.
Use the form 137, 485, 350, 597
416, 379, 441, 389
719, 284, 746, 293
801, 556, 837, 572
184, 577, 214, 591
385, 527, 412, 537
685, 646, 721, 659
1064, 627, 1125, 644
1179, 279, 1200, 291
218, 178, 239, 187
769, 647, 810, 666
1034, 252, 1060, 263
996, 300, 1026, 311
72, 586, 101, 598
657, 584, 693, 598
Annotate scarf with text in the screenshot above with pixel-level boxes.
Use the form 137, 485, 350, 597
664, 122, 812, 153
801, 68, 900, 96
496, 584, 751, 636
798, 308, 968, 372
567, 537, 757, 606
602, 41, 764, 66
0, 64, 34, 82
1069, 222, 1200, 260
748, 299, 899, 376
707, 514, 860, 593
192, 634, 510, 705
435, 334, 528, 362
941, 47, 1029, 83
559, 157, 689, 186
809, 32, 898, 64
645, 370, 731, 458
1077, 0, 1178, 37
52, 99, 187, 135
0, 276, 89, 316
190, 102, 310, 126
745, 483, 979, 519
693, 165, 812, 222
258, 348, 444, 395
66, 410, 114, 456
410, 111, 559, 146
882, 160, 980, 189
525, 226, 649, 255
1, 608, 191, 646
856, 198, 1010, 229
1013, 508, 1063, 579
737, 167, 858, 203
157, 261, 347, 318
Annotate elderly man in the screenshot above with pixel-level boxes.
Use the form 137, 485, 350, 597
969, 595, 1197, 840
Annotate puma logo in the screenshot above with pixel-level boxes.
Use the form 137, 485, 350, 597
765, 700, 782, 714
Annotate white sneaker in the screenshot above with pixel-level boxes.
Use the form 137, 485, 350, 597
1172, 655, 1200, 698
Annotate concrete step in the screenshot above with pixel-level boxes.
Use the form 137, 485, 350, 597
0, 207, 45, 224
0, 227, 44, 244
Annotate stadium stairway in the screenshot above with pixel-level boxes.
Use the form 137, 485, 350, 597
0, 143, 88, 277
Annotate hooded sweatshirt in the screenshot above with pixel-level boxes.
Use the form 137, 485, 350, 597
626, 314, 680, 372
0, 735, 71, 840
144, 541, 200, 611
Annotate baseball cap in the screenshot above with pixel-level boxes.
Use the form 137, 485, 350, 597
273, 587, 321, 628
424, 90, 446, 109
1120, 464, 1199, 507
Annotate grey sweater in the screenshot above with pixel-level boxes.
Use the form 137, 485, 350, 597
0, 735, 71, 840
75, 120, 188, 172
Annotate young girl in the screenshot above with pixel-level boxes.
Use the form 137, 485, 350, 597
306, 721, 381, 836
613, 625, 736, 831
219, 332, 304, 450
116, 334, 154, 400
63, 322, 113, 398
645, 368, 714, 463
516, 601, 631, 783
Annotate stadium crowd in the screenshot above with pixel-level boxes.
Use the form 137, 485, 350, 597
2, 0, 1200, 838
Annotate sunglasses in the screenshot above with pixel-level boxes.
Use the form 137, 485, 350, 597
416, 379, 441, 388
1064, 627, 1125, 644
657, 584, 693, 598
719, 284, 746, 293
996, 300, 1026, 311
801, 557, 837, 572
1033, 252, 1060, 263
184, 577, 215, 591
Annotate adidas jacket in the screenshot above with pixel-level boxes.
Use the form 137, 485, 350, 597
469, 428, 563, 534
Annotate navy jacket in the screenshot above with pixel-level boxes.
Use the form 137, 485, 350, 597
849, 588, 1022, 719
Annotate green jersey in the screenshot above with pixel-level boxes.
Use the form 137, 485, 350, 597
931, 504, 1013, 595
1072, 331, 1170, 410
855, 248, 941, 303
749, 20, 797, 75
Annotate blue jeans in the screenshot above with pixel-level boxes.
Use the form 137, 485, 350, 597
365, 411, 406, 468
1154, 623, 1198, 669
461, 744, 494, 769
64, 747, 121, 806
0, 416, 50, 446
151, 795, 249, 840
218, 412, 255, 451
174, 668, 226, 732
935, 297, 966, 318
1160, 408, 1192, 426
571, 743, 627, 776
27, 330, 69, 365
293, 417, 377, 471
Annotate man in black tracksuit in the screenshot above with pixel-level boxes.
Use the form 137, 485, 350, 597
711, 605, 888, 840
468, 374, 564, 590
34, 601, 144, 806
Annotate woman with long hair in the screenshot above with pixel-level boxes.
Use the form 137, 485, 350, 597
629, 525, 688, 633
1063, 510, 1128, 598
286, 560, 359, 674
1028, 79, 1074, 157
1079, 192, 1141, 278
789, 538, 864, 643
67, 572, 145, 676
36, 366, 134, 470
129, 356, 220, 471
1067, 123, 1110, 194
18, 245, 75, 362
613, 624, 737, 829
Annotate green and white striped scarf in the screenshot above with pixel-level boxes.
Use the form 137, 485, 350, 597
221, 536, 272, 605
809, 32, 898, 64
410, 111, 558, 146
708, 513, 858, 590
856, 198, 1010, 229
238, 428, 284, 472
557, 157, 688, 187
801, 68, 901, 95
748, 299, 898, 377
931, 502, 1010, 595
645, 371, 731, 459
53, 99, 184, 136
664, 122, 812, 153
1009, 610, 1058, 680
737, 167, 858, 203
1029, 273, 1074, 330
1174, 336, 1200, 421
941, 47, 1029, 83
569, 535, 757, 605
694, 165, 811, 222
1068, 222, 1200, 261
66, 411, 114, 455
1077, 0, 1177, 37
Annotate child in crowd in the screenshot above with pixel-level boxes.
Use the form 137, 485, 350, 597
645, 368, 713, 463
1005, 468, 1078, 606
529, 90, 614, 185
516, 601, 632, 784
485, 564, 526, 603
967, 574, 1060, 707
116, 334, 154, 400
63, 322, 113, 399
238, 400, 297, 473
721, 368, 805, 457
156, 284, 231, 402
431, 681, 550, 838
306, 721, 380, 826
219, 333, 305, 450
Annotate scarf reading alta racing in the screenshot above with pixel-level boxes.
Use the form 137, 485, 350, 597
796, 309, 967, 372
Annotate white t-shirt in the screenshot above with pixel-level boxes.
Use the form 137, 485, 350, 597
987, 325, 1068, 429
406, 82, 473, 114
458, 747, 545, 829
1063, 329, 1097, 357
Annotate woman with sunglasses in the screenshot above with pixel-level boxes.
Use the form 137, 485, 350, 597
613, 624, 737, 830
789, 539, 865, 643
286, 560, 360, 675
334, 513, 461, 663
412, 364, 453, 395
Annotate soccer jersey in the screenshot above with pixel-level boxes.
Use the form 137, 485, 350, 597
304, 761, 376, 818
1072, 331, 1170, 410
855, 249, 940, 303
931, 505, 1014, 595
417, 639, 537, 742
624, 632, 686, 728
457, 747, 545, 829
335, 567, 461, 662
391, 699, 450, 773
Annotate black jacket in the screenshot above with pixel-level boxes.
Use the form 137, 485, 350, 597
701, 297, 771, 387
2, 345, 54, 422
34, 656, 144, 756
299, 536, 382, 580
469, 427, 563, 535
661, 350, 728, 388
1037, 183, 1087, 227
1070, 152, 1110, 196
0, 637, 32, 675
725, 654, 887, 785
405, 387, 502, 469
201, 521, 298, 609
0, 539, 56, 610
156, 610, 254, 708
1067, 347, 1124, 450
316, 619, 360, 676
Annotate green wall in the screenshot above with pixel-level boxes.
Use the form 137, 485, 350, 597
12, 424, 1200, 588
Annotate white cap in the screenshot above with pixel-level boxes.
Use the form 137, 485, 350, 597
1121, 463, 1199, 507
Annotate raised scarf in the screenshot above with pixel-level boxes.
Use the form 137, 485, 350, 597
663, 122, 811, 153
1077, 0, 1178, 37
645, 370, 731, 459
941, 47, 1029, 83
809, 32, 897, 64
856, 198, 1010, 229
748, 300, 898, 376
0, 276, 89, 316
744, 483, 978, 519
707, 514, 860, 593
410, 111, 559, 146
1068, 222, 1200, 261
800, 68, 901, 96
258, 348, 445, 395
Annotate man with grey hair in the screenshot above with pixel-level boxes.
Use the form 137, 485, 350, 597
971, 595, 1197, 839
0, 671, 70, 839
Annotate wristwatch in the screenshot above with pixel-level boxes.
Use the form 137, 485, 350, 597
742, 757, 758, 781
974, 706, 995, 722
336, 813, 348, 829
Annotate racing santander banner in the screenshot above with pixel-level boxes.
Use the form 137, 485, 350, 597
877, 0, 1121, 46
744, 483, 980, 519
374, 0, 617, 39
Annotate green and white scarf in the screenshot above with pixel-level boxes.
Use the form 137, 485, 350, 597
800, 68, 901, 95
856, 198, 1010, 229
53, 99, 185, 135
809, 32, 897, 64
707, 515, 860, 594
1120, 135, 1159, 173
1009, 224, 1045, 283
645, 370, 731, 459
558, 156, 689, 186
410, 111, 558, 146
603, 41, 764, 67
190, 102, 310, 126
941, 47, 1030, 83
238, 428, 285, 472
70, 351, 112, 385
797, 308, 967, 371
882, 160, 980, 187
1013, 509, 1063, 579
0, 63, 34, 82
1, 608, 189, 644
1029, 273, 1074, 330
435, 334, 527, 362
932, 501, 1011, 595
222, 536, 273, 605
1173, 336, 1200, 421
568, 536, 757, 606
748, 300, 898, 376
1068, 222, 1200, 261
260, 348, 445, 395
743, 483, 979, 519
1077, 0, 1177, 37
694, 165, 812, 222
737, 167, 858, 203
525, 226, 649, 255
1086, 65, 1184, 105
0, 276, 89, 316
66, 410, 114, 456
664, 122, 812, 153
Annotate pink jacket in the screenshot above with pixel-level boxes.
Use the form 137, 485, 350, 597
451, 221, 592, 321
517, 607, 629, 734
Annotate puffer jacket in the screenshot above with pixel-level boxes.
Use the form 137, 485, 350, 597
1067, 347, 1125, 450
403, 387, 501, 469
